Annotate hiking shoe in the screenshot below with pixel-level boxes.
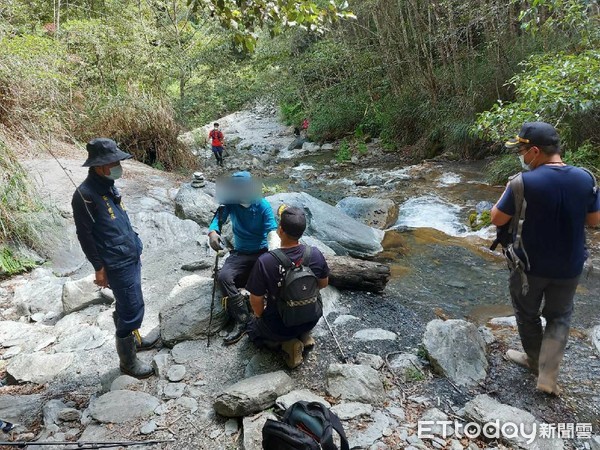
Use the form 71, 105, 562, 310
282, 339, 304, 369
299, 332, 315, 350
505, 349, 538, 374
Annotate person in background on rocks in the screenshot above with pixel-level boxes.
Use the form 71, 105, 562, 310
246, 206, 329, 368
490, 122, 600, 395
208, 122, 225, 167
301, 118, 309, 137
72, 138, 157, 379
208, 171, 278, 345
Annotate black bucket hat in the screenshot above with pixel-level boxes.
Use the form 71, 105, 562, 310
505, 122, 560, 151
82, 138, 132, 167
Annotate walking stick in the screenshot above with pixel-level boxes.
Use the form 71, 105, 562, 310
207, 250, 220, 348
322, 312, 347, 363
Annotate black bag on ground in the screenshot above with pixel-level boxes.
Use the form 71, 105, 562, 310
262, 401, 349, 450
270, 246, 322, 327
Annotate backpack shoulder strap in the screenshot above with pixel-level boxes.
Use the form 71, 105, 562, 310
270, 248, 294, 269
507, 172, 525, 234
580, 167, 598, 194
301, 245, 312, 266
313, 404, 349, 450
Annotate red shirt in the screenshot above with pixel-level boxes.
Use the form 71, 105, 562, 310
209, 129, 224, 146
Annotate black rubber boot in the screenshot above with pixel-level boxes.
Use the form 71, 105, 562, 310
223, 293, 251, 346
113, 311, 159, 351
115, 334, 154, 379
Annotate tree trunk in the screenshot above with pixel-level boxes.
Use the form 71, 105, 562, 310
326, 256, 390, 293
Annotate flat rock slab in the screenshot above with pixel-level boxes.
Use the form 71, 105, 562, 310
330, 402, 373, 420
53, 326, 108, 353
110, 375, 141, 391
0, 394, 43, 427
347, 410, 389, 449
214, 371, 294, 417
356, 353, 384, 370
13, 269, 68, 316
7, 352, 74, 384
167, 365, 186, 382
243, 412, 277, 450
353, 328, 397, 341
88, 390, 160, 424
463, 395, 564, 450
275, 389, 331, 411
327, 364, 384, 404
423, 319, 488, 387
62, 274, 111, 314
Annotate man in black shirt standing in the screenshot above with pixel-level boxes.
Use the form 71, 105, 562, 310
72, 138, 155, 379
246, 206, 329, 368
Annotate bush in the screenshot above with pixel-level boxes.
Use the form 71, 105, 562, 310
335, 140, 351, 162
78, 89, 196, 172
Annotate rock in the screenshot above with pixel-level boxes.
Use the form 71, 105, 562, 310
225, 418, 238, 436
388, 353, 424, 380
385, 406, 406, 421
489, 316, 546, 328
275, 390, 331, 411
333, 315, 360, 326
88, 390, 160, 424
53, 326, 108, 353
299, 236, 336, 257
478, 326, 495, 345
302, 142, 321, 152
159, 275, 227, 347
7, 352, 74, 384
1, 395, 43, 427
420, 408, 453, 437
174, 183, 218, 227
449, 440, 464, 450
214, 371, 294, 417
58, 408, 82, 422
0, 321, 55, 352
326, 364, 385, 404
353, 328, 397, 341
140, 420, 157, 435
152, 353, 170, 379
267, 192, 384, 258
330, 402, 373, 420
245, 352, 282, 378
462, 395, 564, 449
167, 364, 186, 382
347, 410, 389, 449
62, 275, 112, 314
423, 319, 488, 387
356, 353, 384, 370
336, 197, 398, 229
181, 260, 213, 271
43, 399, 67, 427
243, 412, 277, 450
590, 435, 600, 450
591, 325, 600, 356
110, 375, 141, 391
13, 270, 68, 317
287, 136, 308, 151
164, 383, 186, 399
321, 143, 334, 151
175, 396, 198, 413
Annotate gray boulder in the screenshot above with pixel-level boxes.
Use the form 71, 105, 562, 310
326, 364, 385, 404
330, 402, 372, 420
7, 352, 74, 384
347, 410, 389, 449
159, 275, 227, 347
423, 319, 488, 387
214, 371, 294, 417
13, 268, 68, 317
267, 192, 384, 257
62, 275, 112, 314
302, 142, 321, 153
88, 390, 160, 424
0, 394, 43, 427
336, 197, 398, 229
592, 325, 600, 356
174, 183, 218, 227
462, 394, 564, 449
243, 412, 277, 450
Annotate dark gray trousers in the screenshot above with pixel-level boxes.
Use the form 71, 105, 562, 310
509, 270, 579, 363
217, 250, 265, 298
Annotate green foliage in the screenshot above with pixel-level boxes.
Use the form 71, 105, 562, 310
563, 141, 600, 176
0, 246, 38, 277
404, 367, 425, 382
469, 210, 492, 231
485, 154, 521, 185
357, 143, 368, 155
335, 140, 351, 162
262, 183, 286, 196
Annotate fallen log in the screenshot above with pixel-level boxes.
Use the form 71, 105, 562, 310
325, 255, 390, 293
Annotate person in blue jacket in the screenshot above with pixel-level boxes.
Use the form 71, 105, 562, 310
72, 138, 156, 379
208, 171, 278, 345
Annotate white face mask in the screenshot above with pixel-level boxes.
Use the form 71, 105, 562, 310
518, 154, 530, 171
106, 165, 123, 180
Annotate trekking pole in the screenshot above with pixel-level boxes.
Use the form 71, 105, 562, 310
207, 250, 221, 348
322, 313, 347, 363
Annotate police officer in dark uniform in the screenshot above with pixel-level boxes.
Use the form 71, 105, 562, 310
72, 138, 156, 379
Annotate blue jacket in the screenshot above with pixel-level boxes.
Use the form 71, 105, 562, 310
208, 199, 277, 253
72, 170, 143, 271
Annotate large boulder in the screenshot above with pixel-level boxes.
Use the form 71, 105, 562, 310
13, 268, 68, 317
159, 275, 228, 347
174, 183, 218, 227
267, 192, 384, 258
214, 371, 294, 417
462, 395, 564, 450
0, 394, 44, 427
88, 390, 160, 424
326, 364, 385, 404
7, 352, 74, 384
423, 319, 488, 387
62, 274, 112, 314
336, 197, 398, 229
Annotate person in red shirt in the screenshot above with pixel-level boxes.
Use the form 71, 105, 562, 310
208, 122, 225, 167
301, 118, 309, 137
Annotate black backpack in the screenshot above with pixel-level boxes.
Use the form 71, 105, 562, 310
262, 401, 349, 450
270, 246, 322, 327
